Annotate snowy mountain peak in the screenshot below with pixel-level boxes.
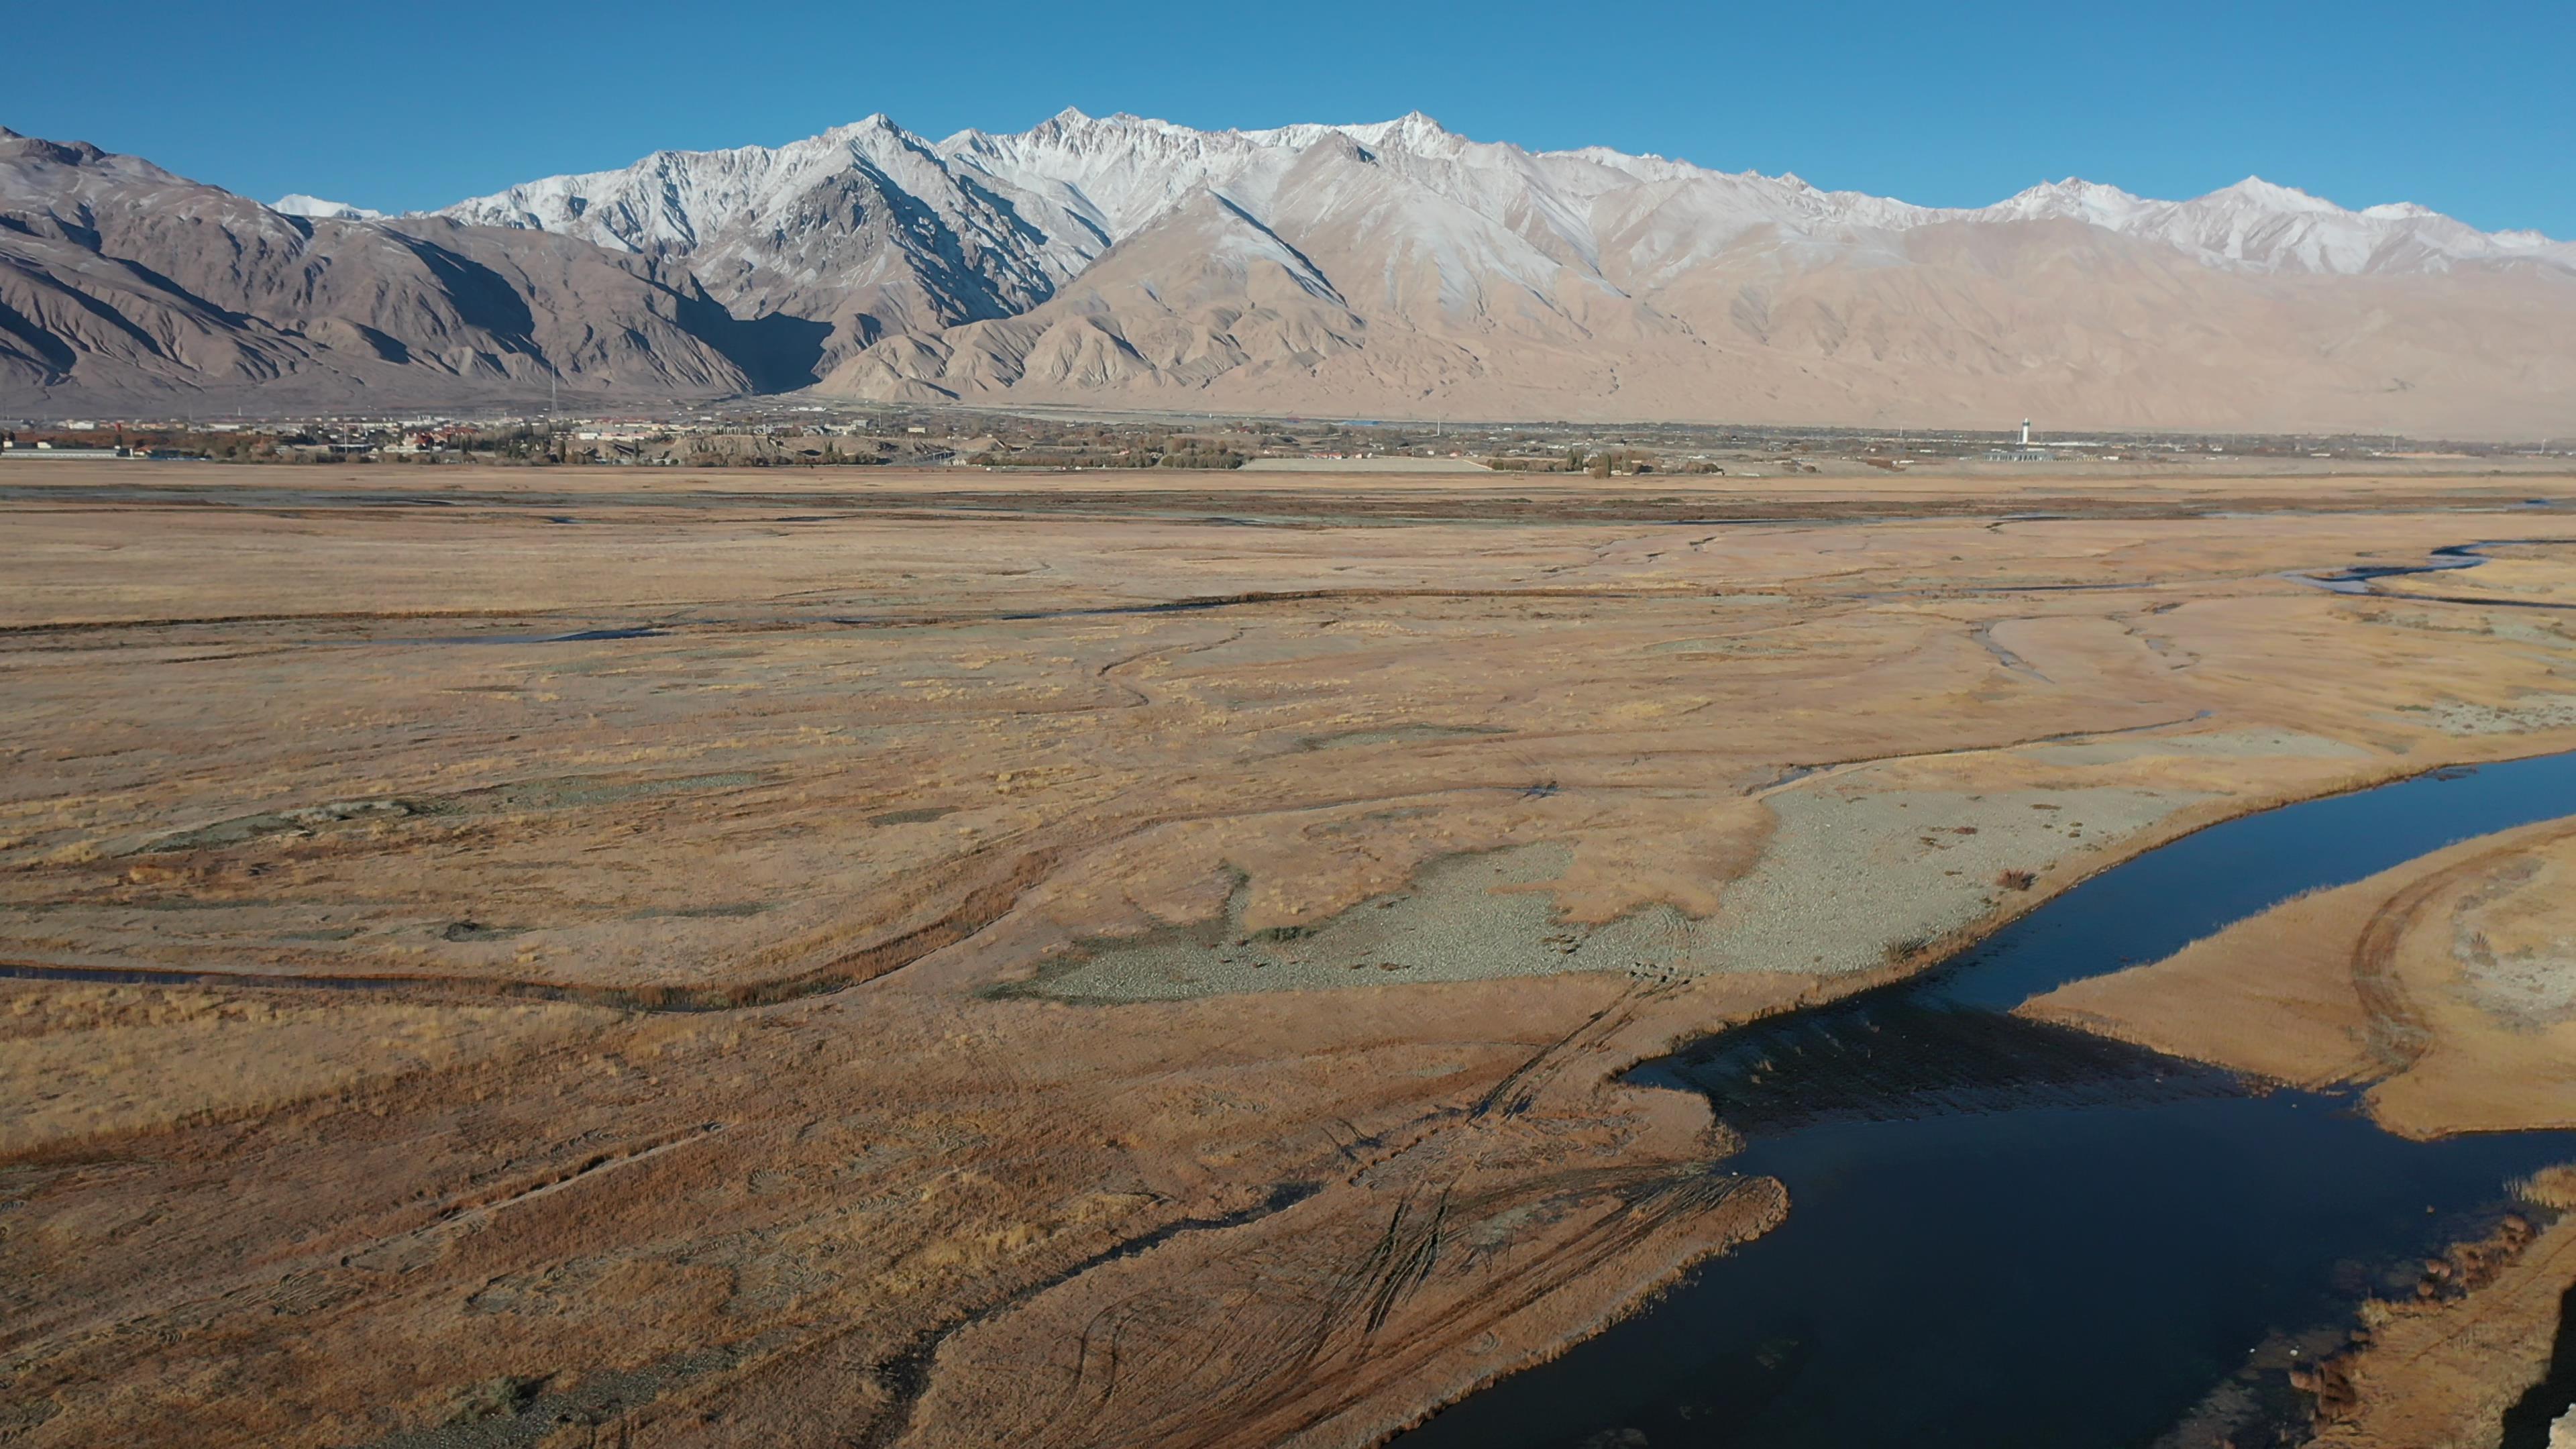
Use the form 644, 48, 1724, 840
1985, 178, 2153, 227
272, 193, 382, 220
1018, 108, 1203, 144
1345, 111, 1455, 147
2210, 176, 2339, 212
818, 113, 908, 142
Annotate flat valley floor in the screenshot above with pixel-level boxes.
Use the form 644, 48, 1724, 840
7, 460, 2576, 1447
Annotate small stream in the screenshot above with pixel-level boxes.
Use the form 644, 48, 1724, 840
1399, 751, 2576, 1448
2294, 538, 2576, 610
2300, 541, 2495, 594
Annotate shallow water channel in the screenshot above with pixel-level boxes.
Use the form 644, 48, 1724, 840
1399, 751, 2576, 1449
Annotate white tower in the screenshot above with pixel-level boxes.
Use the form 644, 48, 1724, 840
2021, 419, 2032, 447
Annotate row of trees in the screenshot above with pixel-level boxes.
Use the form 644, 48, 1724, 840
1486, 448, 1719, 476
966, 439, 1248, 470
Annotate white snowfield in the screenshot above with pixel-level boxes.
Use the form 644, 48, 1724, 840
270, 193, 383, 221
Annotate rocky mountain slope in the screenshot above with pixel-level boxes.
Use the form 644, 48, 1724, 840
0, 128, 810, 413
6, 113, 2573, 431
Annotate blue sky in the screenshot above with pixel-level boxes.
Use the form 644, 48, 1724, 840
11, 0, 2572, 235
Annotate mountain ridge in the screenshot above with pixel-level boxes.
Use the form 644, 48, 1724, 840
437, 109, 2573, 282
4, 113, 2571, 433
0, 125, 786, 413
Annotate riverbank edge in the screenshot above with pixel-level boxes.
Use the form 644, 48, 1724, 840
1366, 732, 2576, 1448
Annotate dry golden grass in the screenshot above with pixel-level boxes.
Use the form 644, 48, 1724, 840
0, 981, 613, 1155
2514, 1165, 2576, 1213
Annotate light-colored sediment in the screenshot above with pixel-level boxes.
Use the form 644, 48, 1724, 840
6, 463, 2576, 1446
1029, 843, 1705, 1000
1676, 782, 2207, 973
1032, 777, 2203, 1001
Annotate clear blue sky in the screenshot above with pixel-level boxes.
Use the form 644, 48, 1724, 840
12, 0, 2572, 236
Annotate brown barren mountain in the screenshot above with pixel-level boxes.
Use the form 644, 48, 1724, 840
0, 130, 808, 412
825, 211, 2576, 434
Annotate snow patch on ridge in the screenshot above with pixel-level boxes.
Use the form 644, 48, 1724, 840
272, 194, 382, 220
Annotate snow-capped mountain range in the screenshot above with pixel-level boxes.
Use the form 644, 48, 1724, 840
5, 111, 2572, 431
437, 108, 2569, 292
415, 109, 2576, 427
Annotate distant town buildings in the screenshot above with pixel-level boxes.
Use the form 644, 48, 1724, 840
1986, 419, 2055, 463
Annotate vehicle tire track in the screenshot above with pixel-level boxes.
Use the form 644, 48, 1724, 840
0, 845, 1064, 1014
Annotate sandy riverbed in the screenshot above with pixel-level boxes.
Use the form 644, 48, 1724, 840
7, 462, 2576, 1446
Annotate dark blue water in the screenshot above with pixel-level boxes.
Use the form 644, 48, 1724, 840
1934, 753, 2576, 1012
2301, 543, 2491, 594
1400, 751, 2576, 1449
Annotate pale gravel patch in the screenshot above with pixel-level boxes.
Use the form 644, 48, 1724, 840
1670, 786, 2211, 975
2486, 616, 2576, 647
1025, 782, 2211, 1001
1022, 843, 1698, 1002
2452, 859, 2576, 1027
2402, 693, 2576, 736
2022, 729, 2371, 767
2459, 945, 2576, 1026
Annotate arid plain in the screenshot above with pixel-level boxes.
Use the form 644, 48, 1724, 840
7, 459, 2576, 1447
